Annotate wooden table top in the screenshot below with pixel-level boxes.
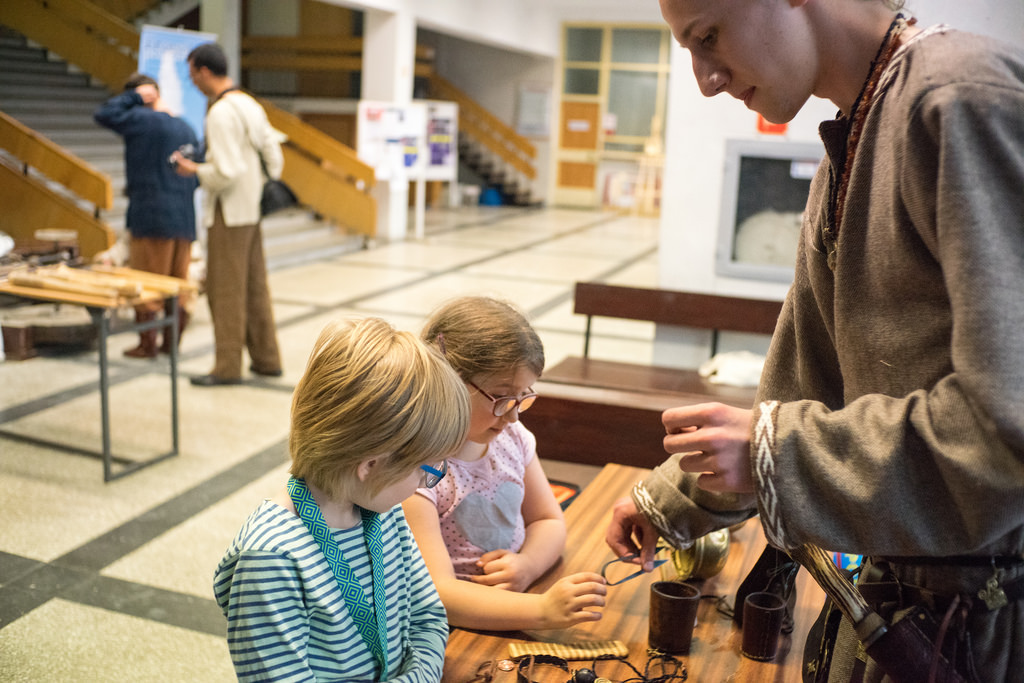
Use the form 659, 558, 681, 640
442, 463, 824, 683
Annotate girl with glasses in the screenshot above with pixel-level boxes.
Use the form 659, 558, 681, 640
214, 317, 470, 681
404, 296, 607, 631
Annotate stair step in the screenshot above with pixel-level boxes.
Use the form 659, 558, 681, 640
262, 209, 366, 270
0, 83, 108, 103
0, 45, 49, 62
0, 70, 93, 88
1, 23, 369, 272
0, 56, 72, 75
2, 99, 103, 118
49, 130, 124, 147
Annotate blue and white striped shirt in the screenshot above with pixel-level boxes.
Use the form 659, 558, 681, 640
214, 501, 448, 682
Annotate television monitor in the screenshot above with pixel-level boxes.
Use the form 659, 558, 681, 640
716, 138, 825, 282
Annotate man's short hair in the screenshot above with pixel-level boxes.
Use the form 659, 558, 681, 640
188, 42, 229, 77
123, 72, 158, 92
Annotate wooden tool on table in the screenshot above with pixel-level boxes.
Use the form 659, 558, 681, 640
9, 271, 127, 301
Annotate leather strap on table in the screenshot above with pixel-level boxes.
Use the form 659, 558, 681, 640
516, 655, 571, 683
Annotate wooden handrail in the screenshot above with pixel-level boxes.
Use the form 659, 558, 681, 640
259, 99, 375, 190
459, 117, 536, 180
88, 0, 165, 22
243, 35, 364, 54
0, 112, 113, 210
39, 0, 140, 51
240, 35, 435, 79
243, 54, 365, 73
2, 0, 378, 239
258, 98, 378, 237
428, 74, 537, 185
0, 163, 116, 259
0, 0, 137, 91
241, 35, 434, 61
430, 74, 536, 159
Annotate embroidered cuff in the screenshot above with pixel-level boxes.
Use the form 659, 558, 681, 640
753, 400, 790, 549
632, 481, 694, 550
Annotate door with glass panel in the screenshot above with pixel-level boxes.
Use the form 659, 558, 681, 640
554, 25, 670, 210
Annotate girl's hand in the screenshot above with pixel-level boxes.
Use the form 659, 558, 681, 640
470, 549, 538, 592
539, 572, 607, 629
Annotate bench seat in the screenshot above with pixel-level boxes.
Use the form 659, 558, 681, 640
542, 356, 758, 407
526, 361, 759, 469
525, 282, 781, 469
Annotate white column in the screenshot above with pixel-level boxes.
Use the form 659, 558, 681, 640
363, 8, 417, 242
199, 0, 242, 83
362, 8, 416, 104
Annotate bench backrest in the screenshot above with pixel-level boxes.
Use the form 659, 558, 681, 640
574, 282, 783, 357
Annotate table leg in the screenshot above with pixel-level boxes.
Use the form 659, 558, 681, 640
89, 307, 114, 481
168, 296, 179, 455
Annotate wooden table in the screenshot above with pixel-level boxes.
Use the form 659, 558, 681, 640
0, 265, 193, 481
442, 464, 825, 682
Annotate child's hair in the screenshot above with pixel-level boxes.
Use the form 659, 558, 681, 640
290, 317, 471, 500
123, 72, 158, 92
421, 297, 544, 381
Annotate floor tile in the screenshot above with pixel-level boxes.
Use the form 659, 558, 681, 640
102, 463, 291, 600
0, 206, 668, 680
0, 599, 233, 682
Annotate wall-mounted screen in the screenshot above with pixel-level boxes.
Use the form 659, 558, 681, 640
717, 139, 825, 282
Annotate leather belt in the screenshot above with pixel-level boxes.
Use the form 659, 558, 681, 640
858, 573, 1024, 614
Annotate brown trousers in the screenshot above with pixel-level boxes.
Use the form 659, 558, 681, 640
205, 204, 281, 379
129, 236, 193, 314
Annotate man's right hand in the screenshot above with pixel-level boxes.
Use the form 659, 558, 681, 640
605, 496, 661, 572
170, 152, 198, 177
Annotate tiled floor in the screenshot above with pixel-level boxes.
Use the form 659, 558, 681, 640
0, 206, 662, 681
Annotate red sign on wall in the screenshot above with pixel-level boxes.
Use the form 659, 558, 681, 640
757, 114, 788, 135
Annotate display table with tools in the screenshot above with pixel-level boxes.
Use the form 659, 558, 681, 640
442, 464, 825, 682
0, 264, 195, 481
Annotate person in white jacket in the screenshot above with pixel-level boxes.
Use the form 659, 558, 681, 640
172, 42, 282, 386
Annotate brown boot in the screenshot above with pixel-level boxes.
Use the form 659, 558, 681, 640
160, 302, 190, 354
124, 310, 158, 359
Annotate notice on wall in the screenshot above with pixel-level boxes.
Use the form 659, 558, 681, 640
357, 101, 458, 183
357, 101, 427, 182
516, 83, 551, 137
602, 112, 618, 136
424, 101, 458, 182
567, 119, 592, 133
138, 25, 217, 142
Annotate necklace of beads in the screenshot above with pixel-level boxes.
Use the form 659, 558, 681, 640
831, 14, 915, 244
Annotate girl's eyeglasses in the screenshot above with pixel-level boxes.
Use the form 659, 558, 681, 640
467, 380, 537, 417
420, 460, 447, 488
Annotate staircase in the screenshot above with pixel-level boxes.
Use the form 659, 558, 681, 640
0, 26, 364, 271
457, 137, 538, 207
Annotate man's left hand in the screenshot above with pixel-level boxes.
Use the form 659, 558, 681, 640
663, 402, 755, 493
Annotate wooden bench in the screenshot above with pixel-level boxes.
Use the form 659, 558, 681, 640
524, 282, 783, 469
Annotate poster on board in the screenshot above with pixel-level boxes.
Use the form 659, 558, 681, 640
138, 25, 218, 142
356, 101, 428, 182
424, 101, 458, 182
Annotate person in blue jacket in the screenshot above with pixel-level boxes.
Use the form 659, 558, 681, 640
94, 73, 199, 358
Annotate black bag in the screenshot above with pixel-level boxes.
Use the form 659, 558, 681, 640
261, 178, 298, 216
223, 93, 299, 217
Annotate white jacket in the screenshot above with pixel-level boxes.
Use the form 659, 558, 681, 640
196, 91, 283, 228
